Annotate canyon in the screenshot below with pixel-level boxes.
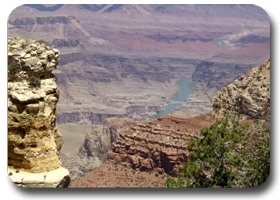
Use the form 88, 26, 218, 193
7, 4, 270, 186
8, 4, 270, 125
70, 59, 270, 187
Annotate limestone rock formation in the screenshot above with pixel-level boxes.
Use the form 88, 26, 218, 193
7, 37, 70, 187
213, 59, 270, 117
63, 117, 137, 180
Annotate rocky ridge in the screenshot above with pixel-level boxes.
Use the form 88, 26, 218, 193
213, 59, 270, 117
7, 37, 70, 187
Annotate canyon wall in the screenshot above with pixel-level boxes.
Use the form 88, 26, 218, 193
7, 37, 70, 187
56, 112, 127, 124
104, 59, 271, 178
59, 53, 83, 65
63, 117, 137, 180
107, 115, 214, 177
9, 16, 76, 26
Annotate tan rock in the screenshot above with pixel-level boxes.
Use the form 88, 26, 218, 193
10, 90, 45, 103
8, 167, 70, 188
24, 53, 31, 58
213, 59, 270, 117
8, 37, 67, 177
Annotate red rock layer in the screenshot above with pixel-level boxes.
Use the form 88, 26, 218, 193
107, 115, 214, 177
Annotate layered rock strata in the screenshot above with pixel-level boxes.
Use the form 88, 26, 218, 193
213, 59, 270, 117
70, 59, 270, 187
7, 37, 70, 187
107, 115, 214, 177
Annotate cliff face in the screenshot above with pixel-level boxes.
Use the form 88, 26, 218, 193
51, 38, 80, 48
213, 59, 270, 117
9, 16, 75, 26
7, 37, 70, 187
58, 53, 83, 66
56, 112, 127, 124
63, 117, 137, 180
107, 115, 214, 177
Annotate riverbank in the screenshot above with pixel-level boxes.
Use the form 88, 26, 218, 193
146, 76, 192, 120
186, 77, 194, 94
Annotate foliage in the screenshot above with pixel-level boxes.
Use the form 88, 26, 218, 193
36, 39, 48, 46
165, 61, 270, 188
8, 60, 20, 74
165, 111, 270, 188
9, 47, 15, 52
20, 40, 30, 49
28, 76, 41, 88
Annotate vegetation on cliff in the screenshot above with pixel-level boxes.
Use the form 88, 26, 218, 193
28, 76, 41, 88
36, 39, 48, 46
8, 60, 20, 74
165, 60, 270, 188
165, 111, 270, 188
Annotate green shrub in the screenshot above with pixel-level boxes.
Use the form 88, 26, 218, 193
8, 61, 20, 74
36, 39, 48, 46
20, 40, 29, 49
248, 88, 253, 94
9, 47, 16, 52
28, 76, 41, 88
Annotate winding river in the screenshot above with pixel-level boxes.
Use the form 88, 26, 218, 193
146, 76, 192, 120
214, 37, 244, 48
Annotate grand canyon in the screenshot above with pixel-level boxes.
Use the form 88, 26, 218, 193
7, 4, 270, 188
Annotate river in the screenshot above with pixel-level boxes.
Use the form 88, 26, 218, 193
214, 37, 244, 48
146, 76, 192, 120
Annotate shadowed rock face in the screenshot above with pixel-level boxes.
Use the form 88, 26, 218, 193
231, 34, 270, 44
7, 37, 63, 173
9, 16, 75, 26
192, 61, 255, 92
56, 112, 128, 124
51, 38, 80, 48
62, 117, 137, 180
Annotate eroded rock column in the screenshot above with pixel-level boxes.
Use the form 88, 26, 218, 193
7, 37, 69, 187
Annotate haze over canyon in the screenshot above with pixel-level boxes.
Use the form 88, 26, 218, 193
7, 4, 270, 183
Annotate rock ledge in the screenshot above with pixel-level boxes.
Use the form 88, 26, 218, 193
8, 167, 70, 188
